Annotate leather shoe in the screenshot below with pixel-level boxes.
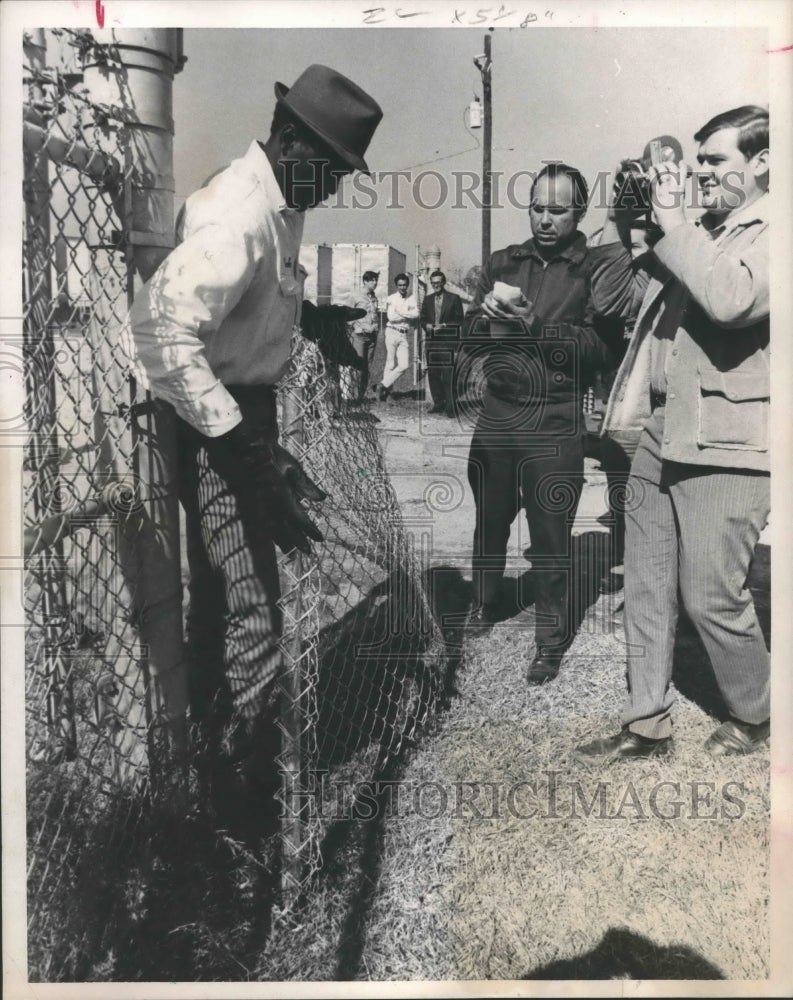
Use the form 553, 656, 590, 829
466, 605, 499, 633
574, 728, 673, 762
377, 384, 390, 402
705, 718, 769, 757
598, 568, 624, 594
526, 651, 564, 686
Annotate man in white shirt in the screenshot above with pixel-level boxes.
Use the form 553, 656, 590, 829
378, 273, 419, 400
130, 65, 382, 810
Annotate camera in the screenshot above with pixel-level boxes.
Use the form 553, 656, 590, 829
612, 135, 685, 221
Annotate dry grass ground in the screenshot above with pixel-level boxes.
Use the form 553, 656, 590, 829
253, 393, 772, 983
29, 390, 770, 984
353, 625, 769, 980
254, 586, 770, 982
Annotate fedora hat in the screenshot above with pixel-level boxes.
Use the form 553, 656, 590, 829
274, 64, 382, 173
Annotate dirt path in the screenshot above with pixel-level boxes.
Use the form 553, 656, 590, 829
375, 395, 612, 571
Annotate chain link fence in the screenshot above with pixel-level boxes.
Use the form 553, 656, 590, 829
276, 338, 449, 899
22, 28, 165, 979
23, 27, 450, 980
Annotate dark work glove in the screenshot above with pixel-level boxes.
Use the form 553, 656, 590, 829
301, 301, 366, 369
206, 420, 326, 555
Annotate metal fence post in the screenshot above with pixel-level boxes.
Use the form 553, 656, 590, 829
279, 380, 308, 896
80, 29, 188, 778
23, 28, 77, 760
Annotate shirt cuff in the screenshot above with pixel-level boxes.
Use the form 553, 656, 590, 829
180, 381, 243, 438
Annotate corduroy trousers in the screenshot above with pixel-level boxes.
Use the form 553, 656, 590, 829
622, 407, 770, 739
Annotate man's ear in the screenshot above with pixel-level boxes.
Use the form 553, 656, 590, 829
279, 123, 298, 157
751, 147, 769, 182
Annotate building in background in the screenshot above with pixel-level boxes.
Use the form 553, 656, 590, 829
302, 242, 407, 309
301, 242, 472, 392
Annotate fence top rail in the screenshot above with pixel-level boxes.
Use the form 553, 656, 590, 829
22, 113, 122, 188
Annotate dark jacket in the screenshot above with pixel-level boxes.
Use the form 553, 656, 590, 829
462, 233, 627, 408
420, 289, 465, 332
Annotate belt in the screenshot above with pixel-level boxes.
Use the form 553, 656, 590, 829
387, 323, 410, 333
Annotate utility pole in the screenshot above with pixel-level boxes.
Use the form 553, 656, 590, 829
475, 30, 493, 267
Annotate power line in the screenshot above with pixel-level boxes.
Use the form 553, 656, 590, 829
394, 107, 481, 172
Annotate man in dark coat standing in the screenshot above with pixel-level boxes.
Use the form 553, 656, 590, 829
419, 270, 465, 415
462, 162, 630, 684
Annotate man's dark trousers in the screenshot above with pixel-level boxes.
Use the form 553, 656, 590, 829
426, 326, 459, 412
177, 385, 283, 735
468, 396, 584, 651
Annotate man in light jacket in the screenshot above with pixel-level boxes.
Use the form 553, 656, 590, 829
576, 105, 770, 760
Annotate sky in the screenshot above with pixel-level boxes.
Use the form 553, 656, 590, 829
173, 23, 769, 278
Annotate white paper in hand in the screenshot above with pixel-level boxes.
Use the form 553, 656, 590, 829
492, 281, 527, 307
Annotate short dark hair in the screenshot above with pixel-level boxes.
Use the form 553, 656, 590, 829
394, 273, 410, 285
694, 105, 769, 160
429, 270, 446, 284
362, 270, 379, 282
531, 162, 589, 214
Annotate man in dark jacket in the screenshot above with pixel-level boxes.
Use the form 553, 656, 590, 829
463, 162, 627, 685
419, 270, 465, 414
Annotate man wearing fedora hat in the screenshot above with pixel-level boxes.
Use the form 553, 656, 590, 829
130, 65, 382, 815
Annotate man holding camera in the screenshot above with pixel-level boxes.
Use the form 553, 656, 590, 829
130, 65, 382, 807
576, 105, 771, 761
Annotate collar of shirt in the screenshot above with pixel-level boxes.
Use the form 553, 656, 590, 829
698, 191, 769, 239
510, 231, 588, 266
249, 140, 302, 218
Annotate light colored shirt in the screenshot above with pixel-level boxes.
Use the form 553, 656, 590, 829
129, 140, 305, 437
386, 291, 419, 329
352, 290, 380, 335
